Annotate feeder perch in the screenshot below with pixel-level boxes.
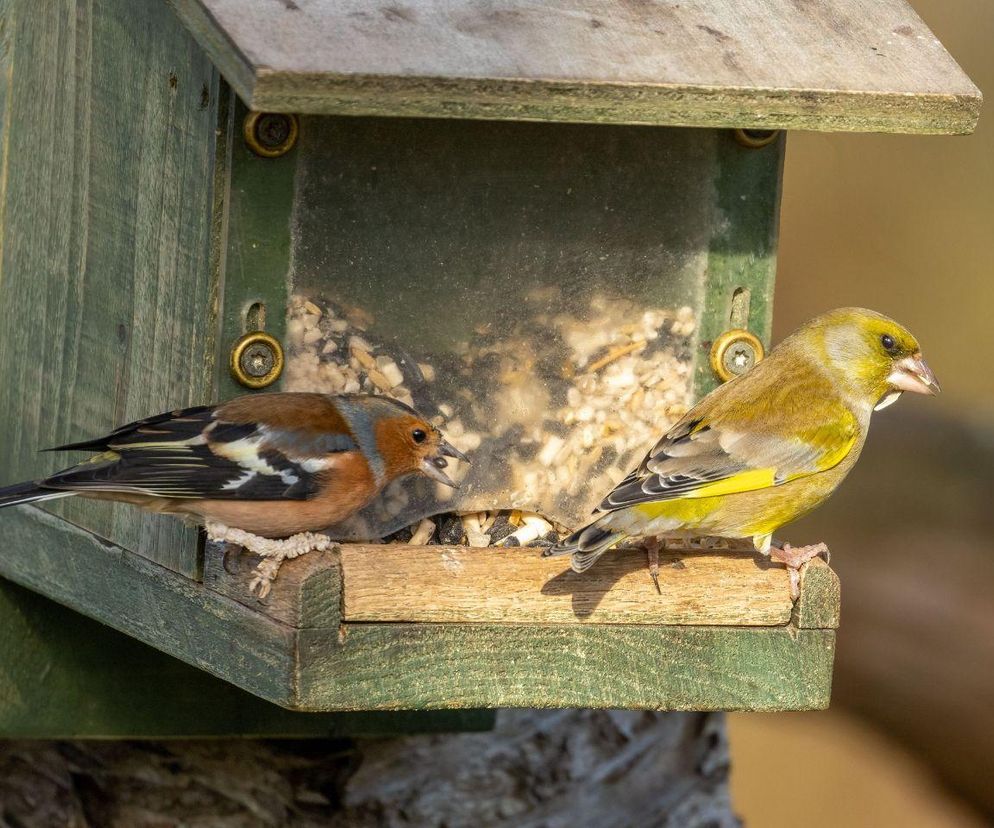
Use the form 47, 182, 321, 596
0, 0, 979, 733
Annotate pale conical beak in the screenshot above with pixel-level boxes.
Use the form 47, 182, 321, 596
421, 455, 458, 488
887, 353, 940, 396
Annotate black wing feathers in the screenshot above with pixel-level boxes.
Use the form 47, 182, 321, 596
46, 405, 216, 452
38, 404, 352, 501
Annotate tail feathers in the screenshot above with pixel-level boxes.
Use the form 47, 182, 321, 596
543, 516, 627, 574
0, 480, 73, 508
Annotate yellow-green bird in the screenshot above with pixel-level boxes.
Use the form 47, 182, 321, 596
544, 307, 939, 596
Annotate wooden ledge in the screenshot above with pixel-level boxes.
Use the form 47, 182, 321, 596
0, 506, 839, 712
340, 545, 793, 625
206, 541, 838, 630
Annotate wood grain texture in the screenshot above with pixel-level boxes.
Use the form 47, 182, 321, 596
694, 132, 782, 397
203, 539, 342, 629
169, 0, 980, 133
0, 506, 299, 706
215, 96, 295, 400
298, 624, 835, 711
0, 0, 222, 576
0, 576, 492, 737
794, 558, 841, 630
0, 506, 837, 712
340, 545, 794, 625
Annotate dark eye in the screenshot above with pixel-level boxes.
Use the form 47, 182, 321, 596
881, 334, 897, 352
412, 428, 427, 444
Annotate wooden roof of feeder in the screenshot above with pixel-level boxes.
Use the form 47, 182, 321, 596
172, 0, 981, 133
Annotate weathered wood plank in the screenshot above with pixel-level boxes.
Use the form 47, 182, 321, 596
694, 132, 783, 397
0, 505, 837, 712
795, 558, 841, 630
0, 0, 221, 576
339, 544, 794, 626
0, 506, 299, 706
0, 576, 492, 737
169, 0, 980, 133
203, 539, 342, 629
299, 624, 835, 711
215, 96, 295, 400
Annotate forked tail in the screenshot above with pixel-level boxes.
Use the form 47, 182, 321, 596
0, 481, 71, 509
542, 514, 627, 573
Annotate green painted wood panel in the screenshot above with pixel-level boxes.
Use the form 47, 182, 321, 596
0, 0, 221, 576
0, 577, 493, 737
299, 624, 834, 712
0, 505, 835, 713
215, 97, 295, 399
694, 132, 784, 398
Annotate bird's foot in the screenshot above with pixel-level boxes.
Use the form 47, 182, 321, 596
642, 536, 663, 595
205, 522, 334, 598
769, 542, 830, 600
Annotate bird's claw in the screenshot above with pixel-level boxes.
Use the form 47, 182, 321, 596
249, 559, 282, 599
643, 536, 663, 595
770, 542, 830, 600
206, 522, 334, 597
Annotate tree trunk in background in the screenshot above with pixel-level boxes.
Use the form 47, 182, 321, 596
0, 710, 737, 827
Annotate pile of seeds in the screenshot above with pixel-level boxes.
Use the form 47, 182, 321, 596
282, 292, 696, 543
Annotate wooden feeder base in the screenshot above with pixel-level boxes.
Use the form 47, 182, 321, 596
0, 505, 838, 714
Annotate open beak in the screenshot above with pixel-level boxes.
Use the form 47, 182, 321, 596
437, 438, 469, 463
420, 455, 457, 488
887, 353, 940, 396
420, 435, 469, 488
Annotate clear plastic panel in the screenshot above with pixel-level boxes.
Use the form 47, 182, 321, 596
283, 118, 718, 539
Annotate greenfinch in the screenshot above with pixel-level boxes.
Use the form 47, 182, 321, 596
544, 307, 939, 596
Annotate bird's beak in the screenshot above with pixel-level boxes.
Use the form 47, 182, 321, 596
887, 353, 940, 395
421, 455, 458, 488
437, 438, 469, 463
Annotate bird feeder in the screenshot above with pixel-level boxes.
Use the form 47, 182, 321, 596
0, 0, 979, 733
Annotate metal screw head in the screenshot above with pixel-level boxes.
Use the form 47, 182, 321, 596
230, 331, 284, 389
709, 329, 765, 383
241, 342, 275, 377
243, 112, 299, 158
732, 128, 780, 149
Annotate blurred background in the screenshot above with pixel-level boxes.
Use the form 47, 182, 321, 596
729, 0, 994, 824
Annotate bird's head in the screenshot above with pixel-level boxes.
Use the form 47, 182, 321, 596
802, 307, 939, 411
362, 397, 468, 488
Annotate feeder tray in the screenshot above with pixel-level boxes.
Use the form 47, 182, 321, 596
1, 506, 838, 712
0, 0, 977, 733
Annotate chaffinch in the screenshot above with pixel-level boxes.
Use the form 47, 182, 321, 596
545, 308, 940, 597
0, 392, 467, 594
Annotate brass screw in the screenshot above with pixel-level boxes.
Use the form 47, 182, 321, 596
733, 128, 780, 149
230, 331, 284, 389
243, 112, 299, 158
710, 329, 765, 382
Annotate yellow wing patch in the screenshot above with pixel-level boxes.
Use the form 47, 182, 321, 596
682, 467, 778, 499
633, 497, 720, 523
636, 417, 859, 506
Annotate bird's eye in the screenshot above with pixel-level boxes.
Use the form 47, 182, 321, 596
412, 428, 427, 444
881, 334, 897, 352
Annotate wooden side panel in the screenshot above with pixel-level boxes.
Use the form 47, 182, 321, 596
0, 0, 221, 575
215, 97, 295, 400
300, 624, 835, 712
0, 505, 299, 705
0, 577, 493, 737
794, 558, 842, 630
694, 133, 784, 397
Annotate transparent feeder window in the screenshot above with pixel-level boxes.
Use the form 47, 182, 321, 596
283, 118, 716, 542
